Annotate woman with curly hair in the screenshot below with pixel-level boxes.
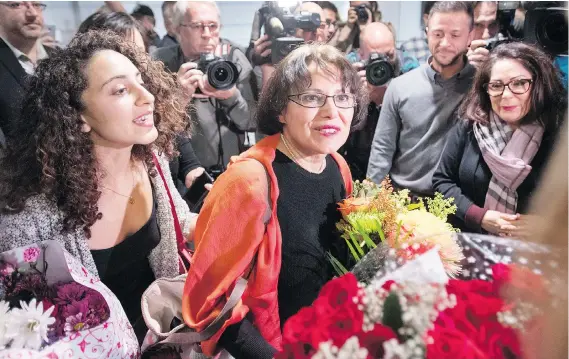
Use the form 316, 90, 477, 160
0, 30, 195, 342
77, 9, 208, 202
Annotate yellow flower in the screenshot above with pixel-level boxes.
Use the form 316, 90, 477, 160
389, 211, 464, 277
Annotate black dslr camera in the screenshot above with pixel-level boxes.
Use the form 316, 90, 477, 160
251, 2, 321, 64
523, 2, 568, 56
197, 53, 239, 91
489, 1, 568, 56
355, 4, 369, 24
362, 53, 394, 87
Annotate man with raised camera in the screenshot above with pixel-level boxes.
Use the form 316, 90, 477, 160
367, 1, 476, 198
341, 22, 419, 180
329, 1, 381, 53
153, 1, 256, 175
466, 1, 501, 69
249, 1, 326, 89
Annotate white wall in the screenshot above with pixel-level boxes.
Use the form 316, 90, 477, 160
42, 1, 423, 48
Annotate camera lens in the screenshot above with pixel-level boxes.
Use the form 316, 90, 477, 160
537, 12, 568, 54
207, 60, 238, 90
366, 60, 394, 86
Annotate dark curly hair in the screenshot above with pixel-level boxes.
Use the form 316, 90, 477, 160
256, 44, 369, 135
459, 41, 567, 132
0, 30, 189, 238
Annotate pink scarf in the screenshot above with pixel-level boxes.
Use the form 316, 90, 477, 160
473, 112, 544, 214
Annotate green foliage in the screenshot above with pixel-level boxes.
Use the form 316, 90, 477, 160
426, 192, 457, 222
382, 291, 404, 336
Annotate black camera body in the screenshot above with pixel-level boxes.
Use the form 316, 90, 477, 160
524, 6, 568, 56
363, 53, 395, 87
197, 53, 238, 91
255, 2, 321, 64
484, 37, 509, 51
355, 4, 369, 24
491, 1, 568, 56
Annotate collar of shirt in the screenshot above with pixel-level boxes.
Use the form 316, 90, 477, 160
425, 56, 475, 85
1, 36, 48, 73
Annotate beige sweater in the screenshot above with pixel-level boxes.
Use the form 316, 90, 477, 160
0, 153, 195, 279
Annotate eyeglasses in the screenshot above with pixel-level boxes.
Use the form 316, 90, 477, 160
325, 19, 337, 28
0, 2, 46, 10
288, 93, 356, 109
180, 22, 219, 33
484, 78, 533, 97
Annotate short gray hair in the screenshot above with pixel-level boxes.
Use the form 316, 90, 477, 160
172, 1, 220, 27
256, 44, 369, 135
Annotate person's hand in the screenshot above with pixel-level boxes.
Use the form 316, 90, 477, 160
185, 167, 213, 191
500, 214, 538, 239
481, 210, 520, 235
177, 62, 204, 98
251, 34, 272, 66
196, 76, 237, 100
467, 39, 490, 69
347, 7, 358, 27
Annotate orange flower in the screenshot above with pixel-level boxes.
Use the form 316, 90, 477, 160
337, 197, 372, 219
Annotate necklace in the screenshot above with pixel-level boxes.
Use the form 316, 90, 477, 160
280, 133, 325, 173
98, 166, 137, 205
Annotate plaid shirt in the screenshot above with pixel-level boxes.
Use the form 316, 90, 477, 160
399, 31, 430, 65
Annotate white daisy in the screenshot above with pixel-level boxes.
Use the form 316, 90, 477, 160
0, 300, 11, 348
6, 299, 55, 350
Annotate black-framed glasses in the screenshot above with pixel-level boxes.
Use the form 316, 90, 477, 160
288, 93, 356, 109
0, 2, 46, 10
484, 78, 533, 97
180, 22, 220, 33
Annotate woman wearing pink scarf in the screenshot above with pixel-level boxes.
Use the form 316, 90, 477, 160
433, 42, 566, 236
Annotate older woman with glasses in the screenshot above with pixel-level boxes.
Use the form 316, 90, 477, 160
182, 44, 368, 359
433, 42, 566, 236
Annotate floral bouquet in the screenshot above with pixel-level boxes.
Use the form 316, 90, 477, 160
333, 179, 464, 278
0, 241, 139, 359
277, 242, 558, 359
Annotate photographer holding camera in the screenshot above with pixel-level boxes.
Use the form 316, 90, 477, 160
342, 22, 419, 180
153, 1, 257, 175
329, 1, 381, 53
466, 1, 501, 69
249, 2, 326, 89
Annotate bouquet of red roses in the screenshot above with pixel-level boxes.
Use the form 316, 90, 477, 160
278, 247, 549, 359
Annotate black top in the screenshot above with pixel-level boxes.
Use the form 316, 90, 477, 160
341, 103, 381, 181
432, 120, 557, 232
219, 150, 346, 359
91, 189, 160, 343
169, 134, 202, 197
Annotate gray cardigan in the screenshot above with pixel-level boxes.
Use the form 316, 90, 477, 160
0, 153, 196, 279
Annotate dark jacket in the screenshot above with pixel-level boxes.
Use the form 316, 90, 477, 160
340, 103, 380, 181
169, 134, 202, 197
158, 34, 178, 48
433, 120, 557, 232
0, 38, 55, 141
